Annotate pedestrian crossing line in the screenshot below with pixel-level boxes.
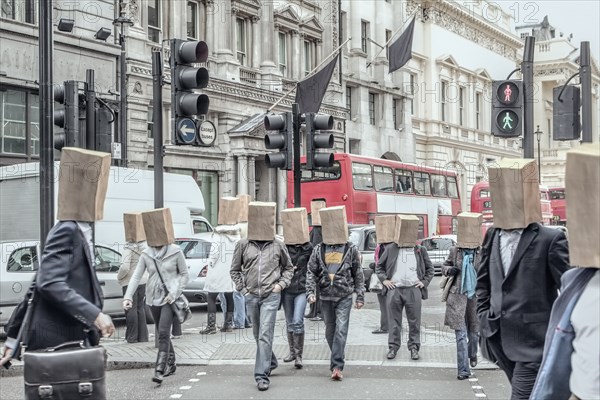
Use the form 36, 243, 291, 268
197, 372, 207, 376
475, 394, 487, 398
179, 386, 192, 390
472, 385, 483, 390
169, 395, 182, 399
189, 379, 200, 382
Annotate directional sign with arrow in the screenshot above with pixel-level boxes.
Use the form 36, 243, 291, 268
177, 118, 197, 144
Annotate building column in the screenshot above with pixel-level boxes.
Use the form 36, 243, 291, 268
276, 169, 287, 234
272, 24, 280, 73
206, 0, 214, 53
251, 16, 261, 68
290, 30, 299, 80
248, 155, 256, 200
237, 155, 249, 195
260, 2, 276, 69
349, 1, 362, 52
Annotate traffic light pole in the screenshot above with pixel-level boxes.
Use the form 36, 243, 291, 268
39, 0, 54, 250
292, 103, 301, 208
86, 70, 96, 150
580, 41, 592, 143
152, 51, 164, 208
522, 36, 535, 158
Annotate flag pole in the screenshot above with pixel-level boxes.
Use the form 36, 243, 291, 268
367, 15, 416, 69
268, 37, 352, 112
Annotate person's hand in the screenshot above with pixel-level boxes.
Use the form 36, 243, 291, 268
94, 312, 115, 338
0, 346, 13, 368
383, 280, 396, 289
447, 267, 459, 277
165, 294, 174, 304
355, 302, 364, 310
414, 280, 425, 289
272, 284, 282, 293
122, 299, 133, 310
308, 295, 316, 304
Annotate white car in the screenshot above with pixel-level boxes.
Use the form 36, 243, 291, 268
176, 234, 214, 303
0, 240, 125, 328
419, 235, 458, 275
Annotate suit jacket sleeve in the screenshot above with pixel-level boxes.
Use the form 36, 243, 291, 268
548, 230, 570, 286
375, 245, 389, 282
476, 229, 495, 318
36, 223, 101, 327
230, 241, 246, 294
277, 244, 294, 289
420, 246, 434, 286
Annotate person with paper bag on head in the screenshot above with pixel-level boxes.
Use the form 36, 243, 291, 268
476, 159, 569, 400
122, 208, 189, 385
531, 145, 599, 400
306, 200, 326, 321
199, 197, 241, 335
442, 212, 483, 380
1, 149, 115, 369
230, 202, 294, 392
280, 208, 314, 369
306, 206, 365, 381
232, 193, 252, 329
117, 213, 149, 343
371, 215, 397, 335
375, 215, 434, 361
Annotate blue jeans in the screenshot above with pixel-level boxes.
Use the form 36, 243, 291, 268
282, 291, 307, 334
233, 290, 247, 328
456, 328, 478, 376
321, 296, 353, 371
246, 292, 280, 383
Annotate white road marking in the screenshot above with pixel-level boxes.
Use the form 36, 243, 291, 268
197, 372, 207, 376
472, 385, 483, 390
469, 378, 478, 382
475, 394, 487, 398
189, 379, 200, 382
170, 395, 182, 399
179, 386, 192, 390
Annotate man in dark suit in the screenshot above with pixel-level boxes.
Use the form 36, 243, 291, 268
477, 159, 569, 400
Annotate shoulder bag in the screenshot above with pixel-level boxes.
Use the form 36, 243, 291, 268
153, 259, 192, 324
369, 273, 383, 293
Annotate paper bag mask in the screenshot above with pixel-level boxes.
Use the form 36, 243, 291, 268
218, 197, 241, 225
566, 144, 599, 268
247, 202, 276, 241
141, 208, 175, 247
375, 215, 396, 244
394, 215, 419, 247
236, 194, 251, 223
57, 147, 111, 222
488, 158, 542, 229
281, 208, 310, 245
320, 206, 348, 245
310, 200, 326, 226
457, 212, 483, 249
124, 212, 146, 243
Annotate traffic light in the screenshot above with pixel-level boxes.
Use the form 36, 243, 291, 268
95, 107, 113, 153
264, 112, 293, 170
53, 80, 81, 150
553, 85, 581, 141
171, 39, 209, 145
491, 80, 523, 138
305, 113, 334, 170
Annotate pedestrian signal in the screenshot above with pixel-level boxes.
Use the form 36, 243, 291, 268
491, 80, 523, 138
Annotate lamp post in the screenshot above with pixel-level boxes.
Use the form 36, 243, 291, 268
113, 16, 134, 167
535, 125, 543, 182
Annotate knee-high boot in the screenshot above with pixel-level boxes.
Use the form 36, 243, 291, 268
163, 352, 176, 377
199, 313, 217, 335
153, 351, 168, 383
283, 332, 295, 362
293, 333, 304, 369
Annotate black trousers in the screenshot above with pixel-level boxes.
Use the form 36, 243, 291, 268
122, 285, 149, 343
207, 292, 234, 314
150, 304, 175, 356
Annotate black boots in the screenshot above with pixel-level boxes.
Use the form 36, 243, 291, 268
163, 352, 176, 377
199, 313, 217, 335
152, 351, 168, 384
283, 332, 295, 363
220, 312, 234, 332
293, 333, 304, 369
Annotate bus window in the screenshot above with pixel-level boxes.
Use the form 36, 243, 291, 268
431, 174, 447, 197
374, 166, 394, 192
540, 191, 549, 200
352, 162, 373, 191
395, 169, 413, 193
301, 161, 341, 182
480, 189, 490, 198
413, 172, 431, 195
446, 176, 459, 198
549, 189, 565, 200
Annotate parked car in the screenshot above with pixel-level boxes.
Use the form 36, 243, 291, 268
1, 240, 125, 328
176, 234, 214, 303
348, 225, 377, 290
419, 235, 457, 275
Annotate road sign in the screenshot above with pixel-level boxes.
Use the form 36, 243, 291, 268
177, 118, 197, 144
197, 120, 217, 146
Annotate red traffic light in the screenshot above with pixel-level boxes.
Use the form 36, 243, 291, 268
496, 81, 520, 106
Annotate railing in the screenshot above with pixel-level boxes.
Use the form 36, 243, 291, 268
239, 67, 258, 86
543, 149, 559, 157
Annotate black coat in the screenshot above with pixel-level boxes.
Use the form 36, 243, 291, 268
309, 226, 323, 246
24, 221, 104, 350
375, 244, 434, 299
476, 223, 570, 362
284, 242, 313, 294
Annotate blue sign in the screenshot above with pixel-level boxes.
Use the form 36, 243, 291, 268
177, 118, 197, 144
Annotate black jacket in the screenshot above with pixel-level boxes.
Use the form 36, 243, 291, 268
309, 226, 323, 246
285, 242, 314, 294
374, 244, 434, 299
476, 223, 570, 362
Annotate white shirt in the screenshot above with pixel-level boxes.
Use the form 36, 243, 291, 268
76, 222, 94, 264
392, 247, 419, 287
499, 229, 523, 275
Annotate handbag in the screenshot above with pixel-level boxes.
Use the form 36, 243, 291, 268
369, 273, 383, 294
152, 259, 192, 324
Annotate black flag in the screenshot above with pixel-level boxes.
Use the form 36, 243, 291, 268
295, 54, 339, 113
388, 16, 416, 73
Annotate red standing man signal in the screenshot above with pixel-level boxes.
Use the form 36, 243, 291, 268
504, 84, 512, 102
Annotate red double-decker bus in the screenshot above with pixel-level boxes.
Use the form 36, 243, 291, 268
287, 153, 462, 238
470, 181, 553, 227
548, 187, 566, 226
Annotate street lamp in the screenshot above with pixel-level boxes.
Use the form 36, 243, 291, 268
113, 15, 134, 167
535, 125, 543, 182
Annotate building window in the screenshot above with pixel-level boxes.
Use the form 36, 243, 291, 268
393, 98, 403, 129
1, 0, 35, 24
187, 1, 198, 39
236, 18, 247, 66
346, 86, 352, 113
385, 29, 392, 57
361, 20, 369, 54
459, 87, 465, 126
278, 32, 287, 76
349, 139, 361, 154
148, 0, 161, 43
368, 92, 376, 125
476, 92, 482, 130
304, 40, 315, 76
409, 73, 416, 115
0, 87, 39, 159
441, 81, 448, 122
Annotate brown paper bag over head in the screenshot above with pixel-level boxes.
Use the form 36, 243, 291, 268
488, 158, 542, 229
218, 197, 241, 225
566, 144, 599, 268
248, 202, 276, 241
57, 148, 111, 222
124, 212, 146, 243
142, 208, 175, 247
457, 212, 483, 248
320, 206, 348, 245
281, 208, 310, 245
394, 215, 419, 247
310, 200, 326, 226
236, 194, 251, 222
375, 215, 396, 244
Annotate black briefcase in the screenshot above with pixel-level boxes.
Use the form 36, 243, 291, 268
23, 342, 107, 399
